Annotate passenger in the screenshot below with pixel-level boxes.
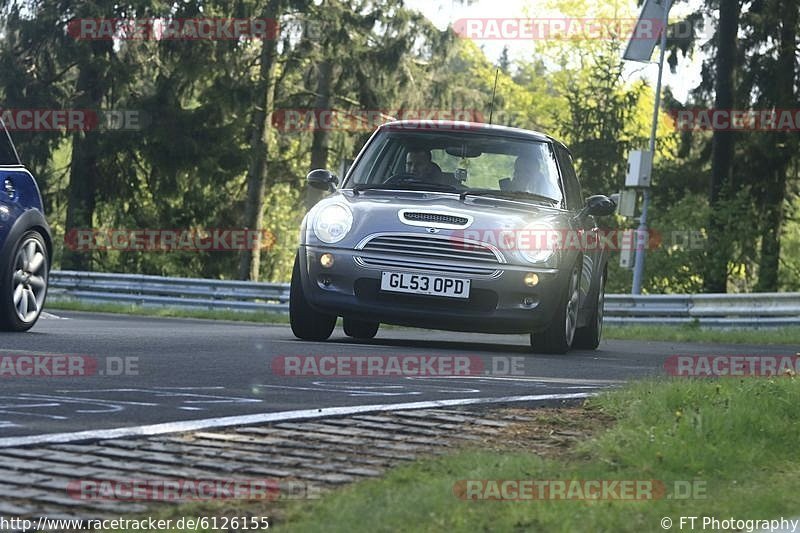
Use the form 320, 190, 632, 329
405, 150, 445, 182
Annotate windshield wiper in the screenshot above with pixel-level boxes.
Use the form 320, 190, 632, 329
460, 189, 559, 205
352, 182, 460, 195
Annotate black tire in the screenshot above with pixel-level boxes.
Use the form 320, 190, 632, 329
289, 253, 336, 341
530, 262, 580, 355
0, 230, 49, 332
573, 269, 606, 350
343, 317, 379, 340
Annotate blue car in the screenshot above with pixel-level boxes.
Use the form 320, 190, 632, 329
0, 119, 52, 331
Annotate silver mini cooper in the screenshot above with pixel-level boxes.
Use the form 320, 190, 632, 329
290, 121, 616, 353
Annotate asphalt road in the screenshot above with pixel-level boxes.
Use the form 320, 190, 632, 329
0, 311, 792, 442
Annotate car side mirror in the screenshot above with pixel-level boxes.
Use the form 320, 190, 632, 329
307, 169, 339, 192
581, 195, 616, 217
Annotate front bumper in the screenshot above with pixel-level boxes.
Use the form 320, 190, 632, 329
299, 245, 567, 334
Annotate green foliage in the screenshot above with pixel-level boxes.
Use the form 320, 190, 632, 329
780, 195, 800, 291
639, 193, 709, 294
0, 1, 796, 292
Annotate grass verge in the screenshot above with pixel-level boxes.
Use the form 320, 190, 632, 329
47, 299, 800, 344
603, 324, 800, 345
110, 378, 800, 532
46, 299, 289, 324
278, 378, 800, 532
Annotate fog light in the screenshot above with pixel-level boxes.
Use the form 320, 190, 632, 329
524, 272, 540, 287
320, 253, 335, 269
523, 297, 536, 307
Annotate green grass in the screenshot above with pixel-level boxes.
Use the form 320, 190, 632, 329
46, 299, 289, 324
47, 299, 800, 345
107, 378, 800, 532
277, 378, 800, 532
603, 324, 800, 345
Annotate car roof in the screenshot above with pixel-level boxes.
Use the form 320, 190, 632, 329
378, 120, 567, 150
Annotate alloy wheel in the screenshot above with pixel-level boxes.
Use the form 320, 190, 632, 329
12, 236, 47, 324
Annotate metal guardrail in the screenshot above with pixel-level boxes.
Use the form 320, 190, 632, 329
49, 270, 291, 313
602, 293, 800, 327
48, 271, 800, 327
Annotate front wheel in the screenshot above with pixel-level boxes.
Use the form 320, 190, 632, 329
573, 270, 605, 350
0, 231, 49, 332
289, 254, 336, 341
531, 263, 580, 354
343, 317, 379, 340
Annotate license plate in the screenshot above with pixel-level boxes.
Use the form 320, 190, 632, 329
380, 272, 471, 299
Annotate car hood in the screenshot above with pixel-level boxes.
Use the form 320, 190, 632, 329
305, 189, 570, 250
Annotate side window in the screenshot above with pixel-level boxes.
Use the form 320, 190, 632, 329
556, 146, 582, 211
0, 122, 20, 166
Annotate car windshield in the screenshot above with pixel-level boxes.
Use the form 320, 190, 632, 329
345, 130, 564, 204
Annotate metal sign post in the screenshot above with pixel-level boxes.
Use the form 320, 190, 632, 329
623, 0, 673, 295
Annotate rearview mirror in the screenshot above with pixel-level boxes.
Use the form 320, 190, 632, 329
582, 195, 616, 217
307, 169, 339, 192
445, 146, 482, 158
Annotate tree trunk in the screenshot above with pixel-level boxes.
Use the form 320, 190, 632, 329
238, 0, 282, 281
305, 59, 334, 210
61, 42, 106, 271
703, 1, 740, 293
755, 0, 797, 291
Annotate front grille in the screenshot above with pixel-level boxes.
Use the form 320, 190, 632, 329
403, 212, 469, 226
360, 234, 500, 263
356, 256, 499, 277
356, 233, 503, 278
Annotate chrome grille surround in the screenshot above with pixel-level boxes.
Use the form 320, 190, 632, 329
355, 232, 505, 279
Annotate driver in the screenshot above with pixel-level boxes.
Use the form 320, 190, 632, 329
405, 150, 444, 182
510, 152, 560, 200
511, 153, 543, 192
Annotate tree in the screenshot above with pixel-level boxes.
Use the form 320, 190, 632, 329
238, 0, 287, 280
703, 0, 741, 293
746, 0, 798, 291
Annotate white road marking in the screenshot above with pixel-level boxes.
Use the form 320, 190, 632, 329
416, 375, 623, 385
0, 392, 594, 448
0, 388, 265, 422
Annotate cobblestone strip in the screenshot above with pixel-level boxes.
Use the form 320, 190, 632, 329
0, 407, 529, 522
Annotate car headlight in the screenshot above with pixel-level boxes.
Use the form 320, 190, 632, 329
313, 203, 353, 244
518, 222, 558, 264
